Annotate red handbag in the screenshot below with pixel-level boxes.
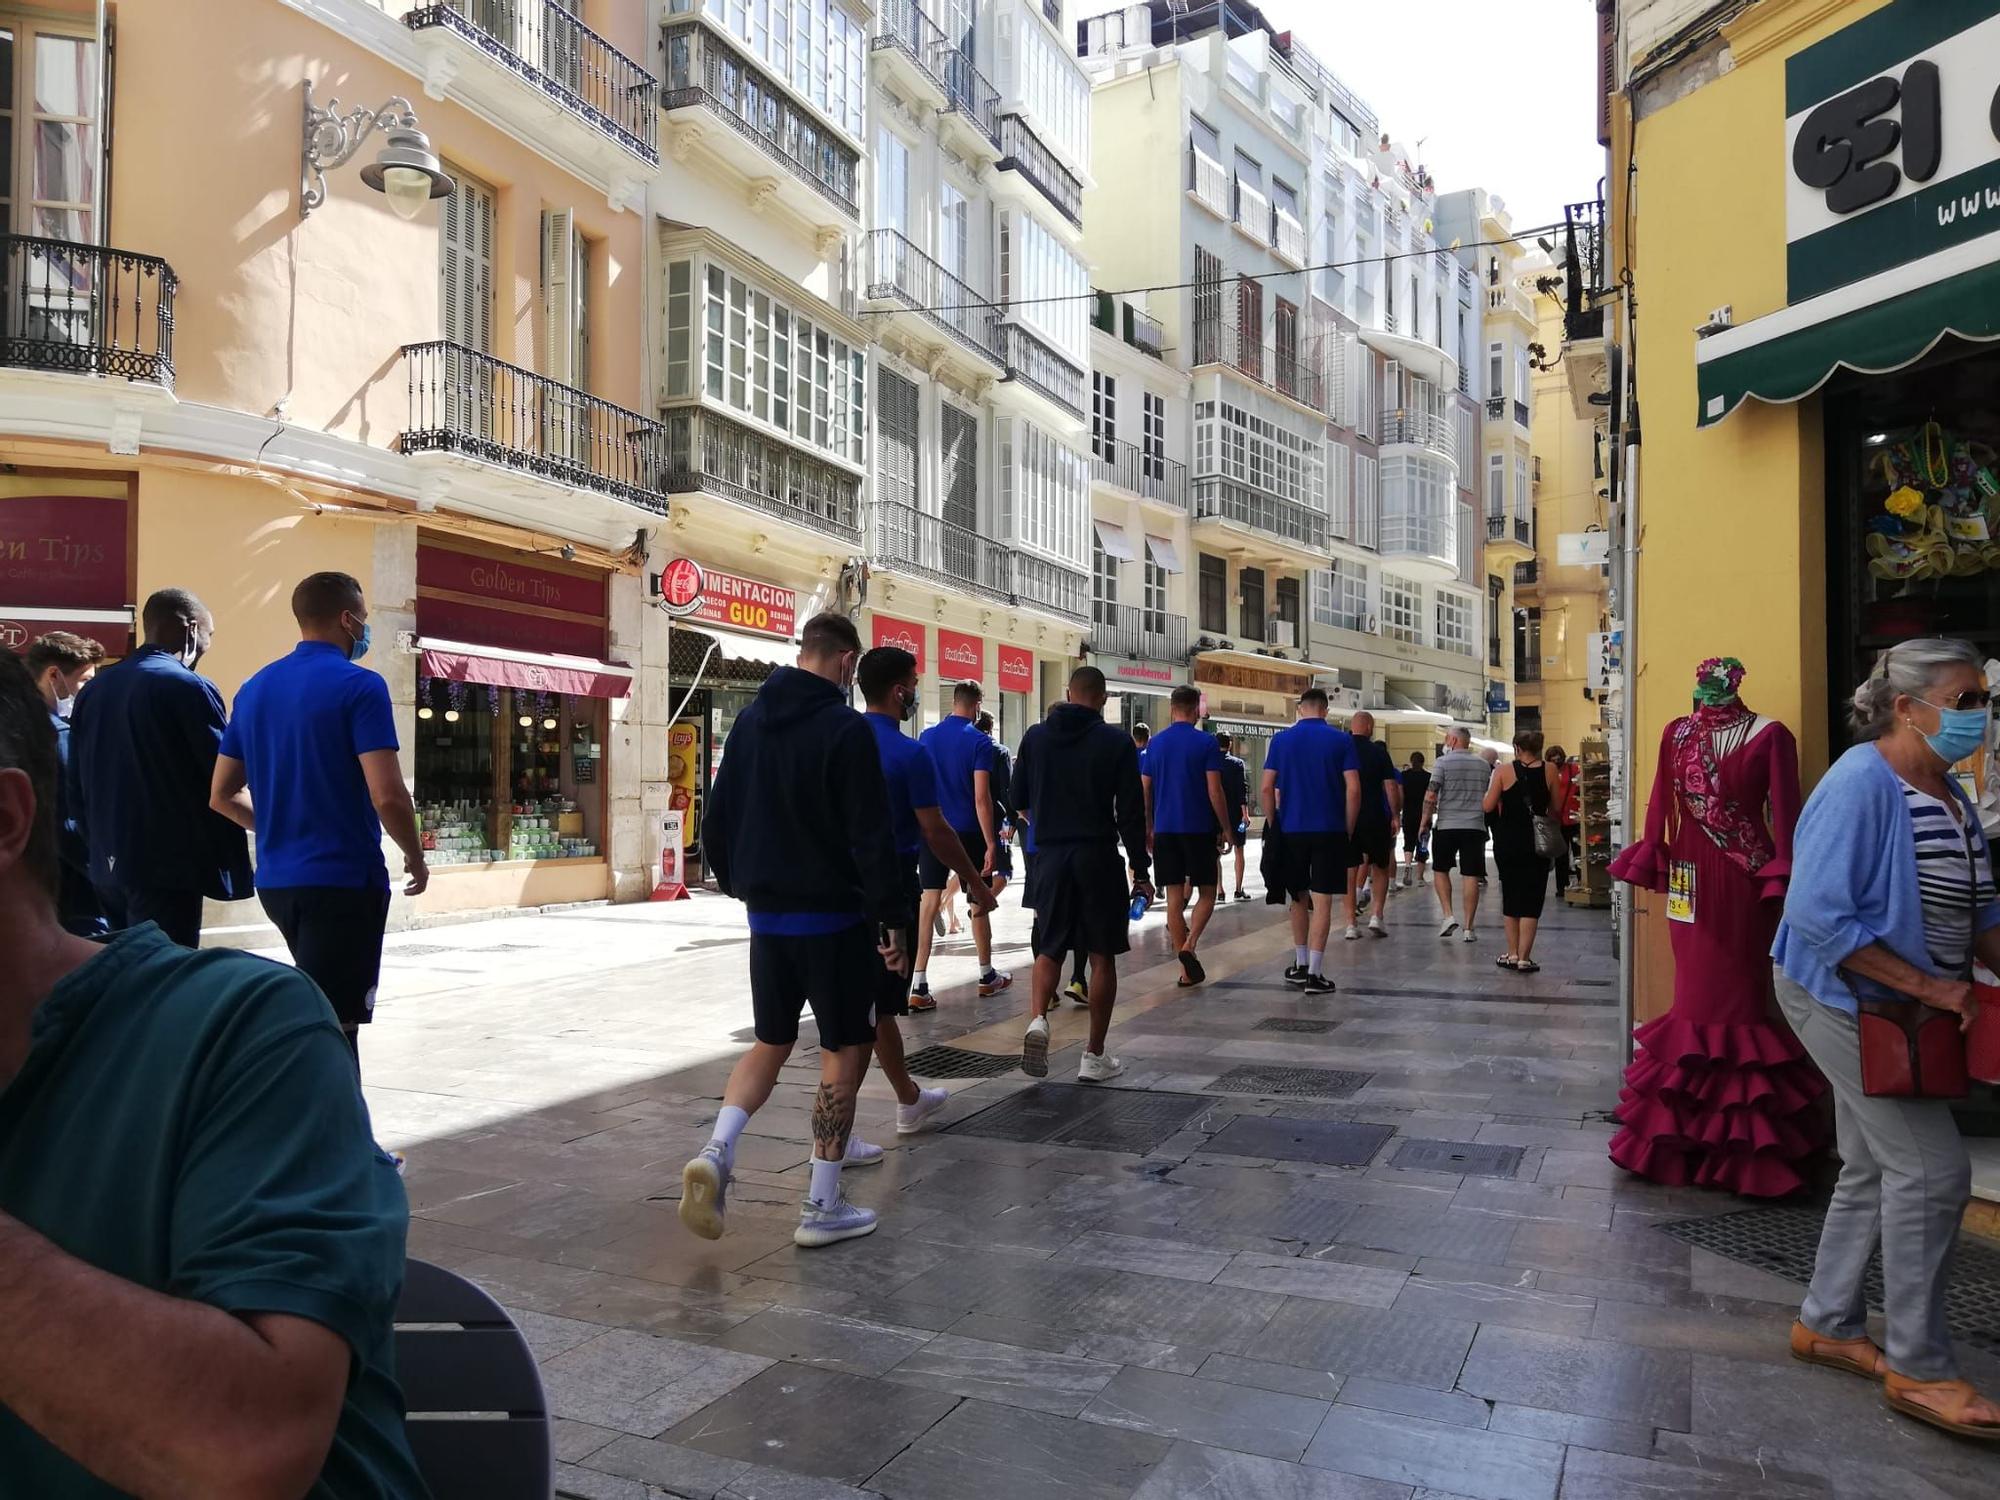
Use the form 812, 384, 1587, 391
1858, 999, 1970, 1098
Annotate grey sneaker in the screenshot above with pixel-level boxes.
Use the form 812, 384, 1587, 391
1023, 1015, 1050, 1078
897, 1086, 950, 1135
844, 1137, 885, 1166
794, 1194, 879, 1248
679, 1144, 731, 1241
1078, 1050, 1125, 1082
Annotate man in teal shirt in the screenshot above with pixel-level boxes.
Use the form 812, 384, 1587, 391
0, 653, 427, 1497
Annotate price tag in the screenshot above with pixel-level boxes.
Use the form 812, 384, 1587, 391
1667, 861, 1695, 923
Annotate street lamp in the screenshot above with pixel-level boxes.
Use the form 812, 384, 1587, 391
300, 81, 454, 219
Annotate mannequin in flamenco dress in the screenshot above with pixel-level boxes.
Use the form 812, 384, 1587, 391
1607, 658, 1827, 1197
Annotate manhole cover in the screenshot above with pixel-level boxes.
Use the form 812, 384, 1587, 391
1656, 1205, 2000, 1354
1390, 1139, 1526, 1179
1204, 1115, 1395, 1167
1252, 1018, 1341, 1035
902, 1045, 1023, 1079
946, 1084, 1209, 1153
1207, 1064, 1374, 1099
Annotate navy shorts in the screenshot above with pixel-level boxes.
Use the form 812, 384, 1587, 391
1029, 843, 1130, 961
260, 885, 391, 1028
1155, 831, 1221, 889
919, 826, 986, 890
749, 922, 881, 1050
1286, 833, 1349, 897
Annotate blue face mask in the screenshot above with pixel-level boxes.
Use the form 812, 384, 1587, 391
346, 619, 372, 663
1918, 700, 1987, 765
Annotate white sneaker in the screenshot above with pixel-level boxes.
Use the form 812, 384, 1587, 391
793, 1194, 879, 1248
1437, 917, 1460, 938
1343, 925, 1362, 942
1023, 1015, 1051, 1078
1462, 928, 1478, 943
844, 1137, 885, 1166
1078, 1050, 1125, 1082
679, 1143, 731, 1241
896, 1086, 950, 1135
1367, 915, 1386, 937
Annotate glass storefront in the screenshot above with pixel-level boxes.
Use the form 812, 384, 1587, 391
414, 679, 605, 865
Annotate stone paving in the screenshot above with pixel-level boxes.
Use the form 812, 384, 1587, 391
336, 878, 2000, 1500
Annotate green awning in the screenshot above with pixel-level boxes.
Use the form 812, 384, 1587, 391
1696, 254, 2000, 429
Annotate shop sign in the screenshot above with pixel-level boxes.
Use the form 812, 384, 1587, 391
686, 568, 796, 639
871, 613, 925, 674
997, 644, 1034, 694
657, 558, 706, 617
1487, 683, 1512, 713
1588, 629, 1623, 694
1193, 657, 1310, 696
937, 628, 983, 682
417, 543, 607, 658
1, 496, 131, 656
1557, 531, 1613, 567
1785, 4, 2000, 300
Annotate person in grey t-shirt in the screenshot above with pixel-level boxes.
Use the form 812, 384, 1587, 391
1422, 728, 1491, 940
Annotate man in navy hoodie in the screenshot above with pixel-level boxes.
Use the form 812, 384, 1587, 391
1012, 666, 1151, 1081
679, 613, 907, 1249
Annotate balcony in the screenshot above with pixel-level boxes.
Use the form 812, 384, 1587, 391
1379, 406, 1456, 464
1378, 455, 1460, 580
1485, 510, 1534, 556
1091, 437, 1189, 511
1515, 656, 1542, 685
660, 407, 861, 541
405, 1, 658, 165
863, 229, 1002, 373
1272, 207, 1306, 267
1192, 476, 1329, 567
0, 235, 177, 390
1232, 179, 1270, 247
1484, 395, 1506, 421
875, 500, 1089, 621
871, 0, 951, 108
1560, 199, 1611, 418
998, 321, 1087, 423
1487, 282, 1536, 322
661, 22, 859, 225
1090, 602, 1187, 664
995, 113, 1083, 228
1192, 315, 1324, 414
1514, 558, 1539, 588
1187, 148, 1229, 218
1093, 291, 1165, 360
938, 44, 1002, 158
399, 340, 664, 511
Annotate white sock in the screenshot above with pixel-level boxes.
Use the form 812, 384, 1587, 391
1294, 945, 1308, 967
709, 1105, 749, 1161
809, 1156, 844, 1208
912, 969, 927, 988
1308, 949, 1324, 977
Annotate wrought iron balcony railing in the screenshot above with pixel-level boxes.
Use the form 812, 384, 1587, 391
1016, 551, 1091, 620
1561, 197, 1606, 344
996, 112, 1082, 227
1379, 406, 1456, 464
999, 322, 1087, 419
1192, 315, 1325, 412
1486, 511, 1533, 547
400, 340, 665, 510
865, 229, 1002, 368
1187, 148, 1228, 216
1091, 437, 1188, 510
1091, 292, 1165, 360
1514, 656, 1542, 684
1485, 395, 1506, 420
875, 500, 1090, 621
873, 0, 950, 94
1192, 476, 1328, 551
1514, 399, 1530, 428
660, 407, 861, 540
406, 0, 658, 161
0, 234, 176, 388
661, 21, 859, 216
1090, 602, 1186, 664
938, 43, 1000, 144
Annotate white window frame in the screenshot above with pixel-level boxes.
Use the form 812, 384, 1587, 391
1381, 573, 1422, 645
1435, 590, 1475, 657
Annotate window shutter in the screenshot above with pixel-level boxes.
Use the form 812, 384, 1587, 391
542, 209, 576, 383
1596, 1, 1616, 147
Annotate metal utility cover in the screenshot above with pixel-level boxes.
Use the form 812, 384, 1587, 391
1204, 1115, 1395, 1167
1207, 1064, 1374, 1099
1390, 1139, 1526, 1179
1252, 1018, 1341, 1035
946, 1084, 1211, 1154
902, 1045, 1024, 1079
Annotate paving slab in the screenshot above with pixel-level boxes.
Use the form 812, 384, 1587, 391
1079, 1363, 1333, 1460
1129, 1441, 1413, 1500
663, 1363, 958, 1485
1455, 1326, 1692, 1431
878, 1333, 1119, 1416
1256, 1298, 1479, 1391
867, 1398, 1172, 1500
1301, 1406, 1565, 1500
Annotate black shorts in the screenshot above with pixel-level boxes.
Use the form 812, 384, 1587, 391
1401, 820, 1424, 853
1350, 821, 1394, 871
1286, 832, 1349, 897
1029, 843, 1130, 961
1432, 828, 1488, 878
919, 826, 986, 890
749, 922, 881, 1050
876, 875, 921, 1018
1155, 831, 1220, 889
260, 885, 391, 1028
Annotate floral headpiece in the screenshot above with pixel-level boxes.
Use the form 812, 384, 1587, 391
1693, 656, 1746, 707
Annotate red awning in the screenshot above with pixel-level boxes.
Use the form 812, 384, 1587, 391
418, 637, 633, 699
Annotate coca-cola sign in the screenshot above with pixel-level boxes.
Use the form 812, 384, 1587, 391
871, 613, 925, 675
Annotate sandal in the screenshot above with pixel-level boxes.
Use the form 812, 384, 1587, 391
1496, 955, 1519, 970
1177, 950, 1206, 987
1514, 959, 1541, 974
1883, 1372, 2000, 1440
1789, 1321, 1886, 1380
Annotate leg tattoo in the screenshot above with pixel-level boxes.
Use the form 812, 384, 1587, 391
811, 1079, 855, 1161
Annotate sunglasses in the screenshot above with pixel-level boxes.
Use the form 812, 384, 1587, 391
1920, 691, 1995, 712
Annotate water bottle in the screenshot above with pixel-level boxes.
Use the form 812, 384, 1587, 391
1128, 887, 1151, 922
1235, 820, 1249, 843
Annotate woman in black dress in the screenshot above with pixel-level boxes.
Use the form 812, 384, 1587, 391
1483, 729, 1560, 972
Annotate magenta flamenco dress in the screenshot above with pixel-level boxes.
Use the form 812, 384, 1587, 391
1607, 714, 1827, 1197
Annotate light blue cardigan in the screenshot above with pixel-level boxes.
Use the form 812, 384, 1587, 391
1772, 741, 2000, 1015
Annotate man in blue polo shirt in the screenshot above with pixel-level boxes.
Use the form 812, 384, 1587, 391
0, 651, 427, 1498
1142, 686, 1232, 987
912, 679, 1006, 1007
210, 572, 427, 1073
1261, 687, 1361, 994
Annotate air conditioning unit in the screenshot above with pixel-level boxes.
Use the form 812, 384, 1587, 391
1363, 614, 1379, 634
1266, 619, 1298, 650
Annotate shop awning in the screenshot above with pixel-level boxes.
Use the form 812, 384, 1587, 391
1372, 690, 1453, 726
1145, 534, 1183, 573
1194, 646, 1337, 677
1695, 242, 2000, 429
677, 624, 793, 670
1094, 519, 1137, 561
418, 637, 633, 699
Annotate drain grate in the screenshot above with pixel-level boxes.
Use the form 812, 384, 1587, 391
1207, 1064, 1374, 1099
1204, 1115, 1395, 1167
1656, 1205, 2000, 1354
1252, 1017, 1342, 1035
1389, 1139, 1526, 1179
902, 1045, 1023, 1079
946, 1083, 1210, 1153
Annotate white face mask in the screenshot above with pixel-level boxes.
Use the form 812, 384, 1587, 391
55, 694, 75, 720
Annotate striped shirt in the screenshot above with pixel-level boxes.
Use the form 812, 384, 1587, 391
1900, 779, 1995, 976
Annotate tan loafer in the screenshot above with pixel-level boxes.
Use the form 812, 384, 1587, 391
1789, 1320, 1886, 1379
1883, 1372, 2000, 1440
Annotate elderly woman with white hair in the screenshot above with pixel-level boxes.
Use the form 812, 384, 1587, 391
1772, 636, 1999, 1439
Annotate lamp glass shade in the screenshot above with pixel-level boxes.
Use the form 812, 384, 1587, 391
382, 165, 432, 220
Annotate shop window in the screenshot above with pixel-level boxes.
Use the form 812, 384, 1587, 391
415, 681, 606, 865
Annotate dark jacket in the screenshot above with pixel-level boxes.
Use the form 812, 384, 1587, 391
990, 742, 1015, 825
49, 709, 105, 935
1013, 703, 1149, 881
67, 647, 251, 900
1262, 808, 1290, 906
704, 666, 903, 923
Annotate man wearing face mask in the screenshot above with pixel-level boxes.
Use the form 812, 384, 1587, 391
24, 631, 106, 937
209, 573, 425, 1071
67, 588, 251, 947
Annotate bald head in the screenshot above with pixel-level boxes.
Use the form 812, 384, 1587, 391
1479, 747, 1500, 766
1350, 710, 1375, 739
